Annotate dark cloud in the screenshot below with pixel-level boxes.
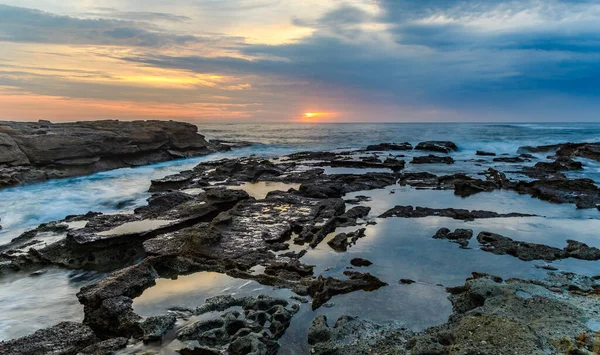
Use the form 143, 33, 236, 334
0, 4, 202, 47
116, 0, 600, 116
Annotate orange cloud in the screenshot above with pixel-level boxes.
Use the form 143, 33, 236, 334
0, 89, 259, 121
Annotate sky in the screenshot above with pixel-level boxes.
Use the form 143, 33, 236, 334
0, 0, 599, 123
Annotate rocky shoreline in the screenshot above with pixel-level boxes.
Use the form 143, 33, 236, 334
1, 139, 600, 354
0, 120, 236, 189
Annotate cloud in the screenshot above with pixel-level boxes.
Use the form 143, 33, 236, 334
114, 1, 600, 117
85, 8, 192, 23
0, 4, 202, 47
2, 0, 600, 121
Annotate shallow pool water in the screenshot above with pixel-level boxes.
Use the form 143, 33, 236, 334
0, 268, 103, 341
227, 181, 302, 200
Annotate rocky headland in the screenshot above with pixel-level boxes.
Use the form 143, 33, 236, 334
0, 120, 234, 189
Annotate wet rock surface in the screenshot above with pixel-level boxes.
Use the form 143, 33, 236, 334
379, 205, 536, 221
3, 141, 600, 353
0, 120, 232, 188
477, 231, 600, 261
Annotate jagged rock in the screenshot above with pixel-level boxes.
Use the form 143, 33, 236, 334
140, 314, 177, 341
415, 141, 458, 154
264, 260, 314, 280
432, 228, 473, 247
564, 240, 600, 260
519, 142, 600, 162
477, 231, 566, 261
521, 158, 583, 179
177, 295, 296, 354
298, 173, 398, 198
535, 158, 583, 172
327, 228, 366, 252
307, 271, 387, 310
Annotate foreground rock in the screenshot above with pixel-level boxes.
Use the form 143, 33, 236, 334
174, 295, 298, 354
408, 273, 600, 354
0, 120, 228, 188
4, 141, 600, 353
310, 272, 600, 354
0, 188, 251, 273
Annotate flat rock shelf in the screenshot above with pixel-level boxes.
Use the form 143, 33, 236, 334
0, 120, 238, 189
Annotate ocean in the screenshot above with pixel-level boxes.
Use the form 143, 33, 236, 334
1, 122, 600, 244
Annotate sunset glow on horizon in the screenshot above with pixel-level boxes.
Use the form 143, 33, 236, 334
0, 1, 599, 122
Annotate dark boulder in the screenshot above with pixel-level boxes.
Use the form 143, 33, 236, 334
415, 141, 458, 154
350, 258, 373, 267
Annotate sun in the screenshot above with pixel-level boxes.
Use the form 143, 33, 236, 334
304, 112, 315, 118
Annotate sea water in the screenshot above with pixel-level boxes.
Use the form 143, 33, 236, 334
1, 122, 600, 345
